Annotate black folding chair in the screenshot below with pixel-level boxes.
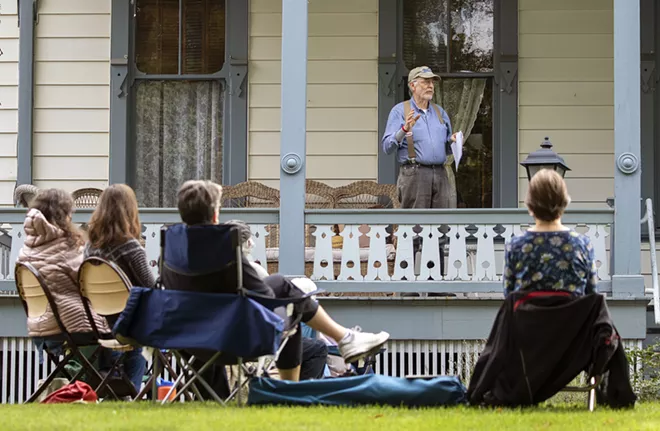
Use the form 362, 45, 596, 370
15, 262, 110, 402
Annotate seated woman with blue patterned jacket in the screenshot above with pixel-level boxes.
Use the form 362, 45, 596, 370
503, 169, 598, 298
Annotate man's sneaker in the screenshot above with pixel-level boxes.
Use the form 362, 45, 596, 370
337, 326, 389, 364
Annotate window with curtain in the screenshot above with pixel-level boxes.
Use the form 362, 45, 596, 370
402, 0, 494, 208
133, 0, 225, 207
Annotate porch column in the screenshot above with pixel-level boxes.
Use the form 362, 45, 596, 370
278, 0, 308, 276
612, 0, 644, 297
17, 0, 37, 185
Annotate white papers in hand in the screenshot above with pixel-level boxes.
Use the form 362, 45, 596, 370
451, 131, 464, 170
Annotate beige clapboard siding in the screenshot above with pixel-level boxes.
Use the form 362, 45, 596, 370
519, 83, 613, 106
248, 0, 378, 186
250, 155, 378, 181
250, 60, 377, 84
519, 131, 613, 154
34, 133, 109, 157
250, 132, 378, 156
519, 59, 613, 82
249, 108, 378, 132
251, 0, 378, 14
518, 155, 614, 179
0, 2, 19, 205
518, 0, 613, 207
250, 84, 378, 108
34, 180, 109, 193
33, 156, 108, 181
519, 10, 613, 34
519, 0, 612, 11
32, 1, 110, 191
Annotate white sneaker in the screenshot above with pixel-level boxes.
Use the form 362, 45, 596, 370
338, 326, 389, 364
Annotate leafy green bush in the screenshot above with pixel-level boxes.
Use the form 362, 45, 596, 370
626, 341, 660, 401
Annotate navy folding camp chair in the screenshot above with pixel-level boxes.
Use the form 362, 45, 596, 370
113, 223, 322, 405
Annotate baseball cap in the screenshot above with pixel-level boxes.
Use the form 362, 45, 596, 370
408, 66, 440, 82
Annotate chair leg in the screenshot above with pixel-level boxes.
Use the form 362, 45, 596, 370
66, 346, 104, 387
588, 377, 597, 412
237, 357, 243, 407
74, 348, 119, 400
94, 352, 136, 400
158, 353, 206, 403
151, 350, 159, 403
133, 373, 154, 402
165, 352, 224, 405
164, 352, 199, 401
25, 350, 76, 403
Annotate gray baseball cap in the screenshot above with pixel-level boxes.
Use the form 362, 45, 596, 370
408, 66, 440, 82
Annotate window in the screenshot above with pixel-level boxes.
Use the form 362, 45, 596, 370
401, 0, 495, 208
132, 0, 226, 207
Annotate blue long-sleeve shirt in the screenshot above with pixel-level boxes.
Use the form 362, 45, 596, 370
381, 99, 452, 165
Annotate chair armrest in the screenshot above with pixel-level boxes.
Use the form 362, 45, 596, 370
242, 288, 326, 306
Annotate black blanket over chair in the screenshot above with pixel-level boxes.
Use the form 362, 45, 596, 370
467, 291, 637, 409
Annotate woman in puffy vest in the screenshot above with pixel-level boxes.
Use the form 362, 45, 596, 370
17, 188, 110, 337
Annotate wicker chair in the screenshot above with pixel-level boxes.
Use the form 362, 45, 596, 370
221, 182, 280, 208
305, 180, 336, 209
333, 180, 399, 209
220, 180, 399, 289
13, 184, 40, 208
221, 182, 280, 250
72, 188, 103, 209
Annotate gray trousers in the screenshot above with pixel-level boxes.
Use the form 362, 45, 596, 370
397, 163, 454, 279
397, 164, 455, 209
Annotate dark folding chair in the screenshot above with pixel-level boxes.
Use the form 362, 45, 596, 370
79, 256, 190, 402
15, 262, 110, 402
513, 291, 603, 412
113, 223, 323, 405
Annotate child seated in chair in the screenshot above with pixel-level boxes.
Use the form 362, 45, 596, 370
161, 180, 390, 382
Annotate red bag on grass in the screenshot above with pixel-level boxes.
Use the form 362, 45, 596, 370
41, 381, 98, 404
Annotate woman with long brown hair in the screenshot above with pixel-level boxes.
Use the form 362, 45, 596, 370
84, 184, 151, 391
17, 188, 112, 337
85, 184, 155, 289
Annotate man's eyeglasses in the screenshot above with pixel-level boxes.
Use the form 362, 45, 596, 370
414, 78, 435, 87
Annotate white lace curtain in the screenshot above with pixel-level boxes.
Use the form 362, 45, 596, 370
432, 78, 487, 207
134, 81, 223, 207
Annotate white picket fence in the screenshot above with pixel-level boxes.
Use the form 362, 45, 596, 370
0, 337, 644, 404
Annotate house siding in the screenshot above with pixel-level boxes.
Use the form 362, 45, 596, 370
0, 2, 19, 205
518, 0, 614, 208
248, 0, 379, 188
31, 0, 110, 193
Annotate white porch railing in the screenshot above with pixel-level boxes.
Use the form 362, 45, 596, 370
0, 207, 615, 295
303, 209, 612, 295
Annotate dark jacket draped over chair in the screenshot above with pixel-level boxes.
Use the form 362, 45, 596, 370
467, 291, 636, 409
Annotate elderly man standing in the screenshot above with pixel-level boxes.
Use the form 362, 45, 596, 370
382, 66, 458, 209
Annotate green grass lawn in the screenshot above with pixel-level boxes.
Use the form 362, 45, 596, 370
0, 402, 659, 431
